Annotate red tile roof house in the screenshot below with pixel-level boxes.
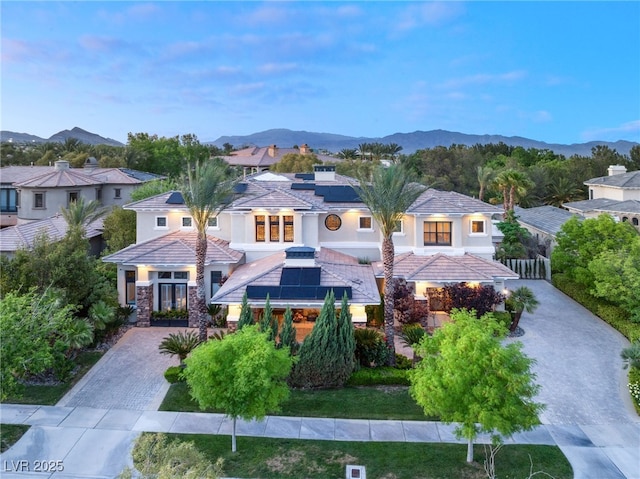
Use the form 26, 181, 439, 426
103, 165, 517, 330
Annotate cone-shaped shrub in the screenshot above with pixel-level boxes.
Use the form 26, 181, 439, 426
259, 294, 278, 341
336, 292, 356, 384
237, 291, 253, 330
279, 306, 298, 354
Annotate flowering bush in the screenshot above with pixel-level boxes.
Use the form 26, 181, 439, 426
629, 367, 640, 413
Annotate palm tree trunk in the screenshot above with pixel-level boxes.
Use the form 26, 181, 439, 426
196, 233, 208, 342
382, 236, 396, 366
510, 310, 523, 332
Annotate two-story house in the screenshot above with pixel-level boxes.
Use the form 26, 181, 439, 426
103, 165, 517, 329
564, 165, 640, 230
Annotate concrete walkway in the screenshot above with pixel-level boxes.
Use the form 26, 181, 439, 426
1, 281, 639, 478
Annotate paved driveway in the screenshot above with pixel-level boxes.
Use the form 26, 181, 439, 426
505, 279, 636, 426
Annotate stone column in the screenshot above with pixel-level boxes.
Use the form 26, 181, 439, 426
136, 281, 153, 327
188, 284, 199, 328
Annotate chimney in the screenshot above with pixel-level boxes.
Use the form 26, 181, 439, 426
54, 160, 70, 171
268, 144, 277, 157
608, 165, 627, 176
84, 156, 99, 169
314, 164, 336, 182
284, 246, 316, 267
300, 143, 310, 154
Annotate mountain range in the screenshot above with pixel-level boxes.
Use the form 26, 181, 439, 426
1, 127, 637, 157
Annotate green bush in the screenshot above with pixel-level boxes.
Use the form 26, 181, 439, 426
347, 367, 410, 386
492, 311, 513, 330
164, 366, 185, 384
628, 367, 640, 414
553, 274, 640, 342
400, 324, 426, 348
354, 328, 389, 367
151, 309, 189, 320
395, 354, 413, 370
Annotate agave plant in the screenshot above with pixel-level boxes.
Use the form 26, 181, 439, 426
400, 323, 426, 348
158, 330, 202, 366
621, 341, 640, 370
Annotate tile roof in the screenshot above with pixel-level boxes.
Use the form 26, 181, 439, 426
220, 146, 337, 168
563, 198, 633, 213
585, 170, 640, 188
408, 190, 501, 215
0, 215, 103, 253
3, 165, 162, 188
373, 252, 519, 282
102, 231, 244, 266
514, 205, 582, 236
211, 247, 380, 305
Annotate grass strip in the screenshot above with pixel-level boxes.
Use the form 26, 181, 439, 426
148, 433, 573, 479
2, 351, 104, 405
0, 424, 30, 452
160, 382, 433, 420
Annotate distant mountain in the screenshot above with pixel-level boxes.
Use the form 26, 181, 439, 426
211, 128, 639, 157
1, 127, 124, 147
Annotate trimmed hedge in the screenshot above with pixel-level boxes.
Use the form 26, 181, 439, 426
347, 367, 409, 386
552, 274, 640, 341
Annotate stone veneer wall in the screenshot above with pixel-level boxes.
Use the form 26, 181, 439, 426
188, 285, 199, 328
136, 285, 153, 327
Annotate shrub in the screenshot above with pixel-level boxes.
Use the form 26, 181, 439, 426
492, 311, 513, 331
395, 353, 413, 370
159, 330, 202, 365
628, 367, 640, 414
442, 283, 504, 318
151, 309, 189, 320
347, 366, 409, 386
354, 328, 389, 368
164, 366, 184, 383
400, 324, 426, 348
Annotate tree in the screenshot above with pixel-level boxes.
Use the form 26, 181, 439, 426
356, 164, 426, 365
495, 210, 537, 260
102, 206, 137, 253
183, 325, 293, 452
278, 306, 298, 354
258, 294, 278, 341
270, 152, 321, 173
493, 169, 534, 213
181, 159, 237, 341
236, 292, 254, 330
60, 197, 108, 235
506, 286, 540, 332
409, 309, 544, 463
130, 178, 179, 202
442, 283, 505, 318
336, 292, 356, 384
476, 165, 494, 202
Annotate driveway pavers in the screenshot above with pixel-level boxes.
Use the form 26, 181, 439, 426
1, 281, 640, 478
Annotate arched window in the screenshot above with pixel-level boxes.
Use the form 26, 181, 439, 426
633, 218, 639, 226
622, 216, 629, 222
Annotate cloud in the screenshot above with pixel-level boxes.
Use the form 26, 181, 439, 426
394, 2, 465, 33
79, 35, 132, 54
229, 82, 266, 97
257, 62, 299, 75
581, 120, 640, 141
97, 2, 161, 24
439, 70, 528, 89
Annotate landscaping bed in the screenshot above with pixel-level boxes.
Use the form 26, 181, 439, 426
0, 424, 30, 452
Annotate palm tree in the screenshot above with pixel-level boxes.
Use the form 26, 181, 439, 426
476, 165, 494, 202
506, 286, 539, 332
356, 165, 426, 365
544, 177, 585, 207
493, 170, 534, 214
60, 197, 108, 236
181, 159, 237, 341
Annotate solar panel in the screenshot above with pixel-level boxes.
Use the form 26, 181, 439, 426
291, 183, 316, 190
280, 268, 302, 285
165, 191, 185, 204
314, 185, 361, 203
234, 183, 248, 193
247, 285, 352, 300
300, 267, 321, 285
294, 173, 315, 180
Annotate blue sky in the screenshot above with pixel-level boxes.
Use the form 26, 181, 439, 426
2, 1, 639, 146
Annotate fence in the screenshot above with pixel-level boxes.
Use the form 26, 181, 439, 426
499, 256, 551, 281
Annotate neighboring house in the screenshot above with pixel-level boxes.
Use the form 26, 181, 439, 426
219, 144, 337, 175
0, 158, 164, 226
564, 165, 640, 229
103, 165, 516, 328
0, 215, 104, 258
513, 205, 583, 257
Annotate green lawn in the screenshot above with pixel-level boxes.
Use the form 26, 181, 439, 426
160, 382, 433, 420
0, 424, 30, 452
145, 433, 573, 479
2, 351, 104, 405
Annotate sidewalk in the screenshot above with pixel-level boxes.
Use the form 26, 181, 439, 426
1, 403, 638, 479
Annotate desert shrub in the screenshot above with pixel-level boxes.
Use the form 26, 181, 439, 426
354, 328, 389, 368
347, 366, 409, 386
159, 330, 202, 365
164, 366, 184, 384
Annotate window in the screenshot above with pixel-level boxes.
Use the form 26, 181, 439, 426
358, 216, 373, 230
424, 221, 452, 246
159, 283, 187, 311
470, 219, 485, 234
622, 216, 629, 222
208, 216, 218, 228
633, 218, 639, 226
125, 271, 136, 305
0, 188, 18, 213
269, 215, 280, 241
211, 271, 222, 296
284, 215, 294, 242
34, 192, 45, 209
182, 217, 192, 228
114, 188, 122, 199
325, 214, 342, 231
158, 271, 172, 279
393, 220, 403, 234
95, 188, 102, 201
156, 216, 168, 228
174, 272, 188, 280
255, 215, 266, 242
68, 191, 79, 205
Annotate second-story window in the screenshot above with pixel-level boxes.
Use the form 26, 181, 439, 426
34, 192, 45, 209
208, 216, 218, 228
255, 215, 266, 242
358, 216, 373, 230
424, 221, 452, 246
182, 217, 192, 228
68, 191, 79, 205
284, 215, 294, 242
114, 188, 122, 199
470, 219, 485, 234
269, 215, 280, 241
156, 216, 168, 228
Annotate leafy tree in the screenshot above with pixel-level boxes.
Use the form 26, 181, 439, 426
409, 309, 544, 463
102, 206, 137, 253
356, 164, 426, 365
181, 158, 237, 341
551, 214, 639, 289
442, 283, 505, 318
278, 306, 298, 354
0, 289, 90, 399
505, 286, 540, 332
495, 210, 537, 259
270, 152, 321, 173
130, 178, 179, 202
183, 325, 293, 452
126, 133, 183, 176
392, 278, 430, 326
236, 292, 254, 330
